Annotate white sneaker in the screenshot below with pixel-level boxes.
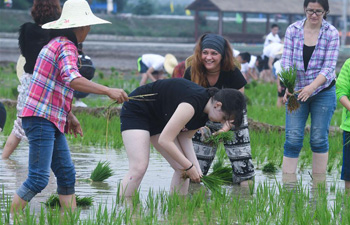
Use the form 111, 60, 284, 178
74, 100, 87, 107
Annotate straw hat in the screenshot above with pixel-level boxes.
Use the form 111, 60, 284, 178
164, 54, 178, 75
42, 0, 111, 29
16, 54, 25, 81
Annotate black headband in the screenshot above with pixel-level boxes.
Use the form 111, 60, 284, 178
201, 34, 225, 56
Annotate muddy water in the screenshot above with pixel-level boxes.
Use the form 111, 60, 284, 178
0, 135, 345, 217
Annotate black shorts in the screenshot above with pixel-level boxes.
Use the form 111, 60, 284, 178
137, 57, 160, 75
120, 84, 164, 136
278, 81, 286, 97
0, 102, 6, 130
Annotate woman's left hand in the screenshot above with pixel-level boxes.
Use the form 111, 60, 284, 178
297, 84, 316, 102
67, 113, 83, 138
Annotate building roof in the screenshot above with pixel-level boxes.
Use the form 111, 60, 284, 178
187, 0, 348, 16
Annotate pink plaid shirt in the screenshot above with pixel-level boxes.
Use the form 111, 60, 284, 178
281, 18, 339, 96
21, 36, 82, 133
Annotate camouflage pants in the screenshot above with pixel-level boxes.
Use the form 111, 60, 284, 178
193, 109, 255, 184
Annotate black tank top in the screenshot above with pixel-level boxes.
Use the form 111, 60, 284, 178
303, 44, 315, 71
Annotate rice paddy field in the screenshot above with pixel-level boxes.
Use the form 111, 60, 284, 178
0, 63, 349, 224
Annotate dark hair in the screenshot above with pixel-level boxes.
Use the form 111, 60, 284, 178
256, 56, 264, 72
271, 24, 279, 29
31, 0, 61, 25
239, 52, 251, 63
304, 0, 329, 19
208, 87, 246, 128
49, 28, 78, 47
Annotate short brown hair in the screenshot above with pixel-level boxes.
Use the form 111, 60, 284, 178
31, 0, 61, 25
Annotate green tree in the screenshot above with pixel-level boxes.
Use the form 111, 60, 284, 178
116, 0, 127, 13
132, 0, 154, 15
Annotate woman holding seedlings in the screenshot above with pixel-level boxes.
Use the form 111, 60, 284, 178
11, 0, 128, 212
281, 0, 339, 175
183, 33, 255, 186
2, 0, 62, 159
120, 78, 246, 196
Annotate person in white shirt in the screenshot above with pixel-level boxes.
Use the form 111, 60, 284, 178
137, 53, 178, 86
273, 59, 286, 107
264, 24, 281, 47
260, 42, 283, 82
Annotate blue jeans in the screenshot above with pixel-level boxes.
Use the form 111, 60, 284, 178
284, 86, 336, 158
17, 117, 75, 202
341, 131, 350, 181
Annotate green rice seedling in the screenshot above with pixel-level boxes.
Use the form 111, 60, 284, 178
45, 194, 93, 207
278, 65, 300, 112
90, 160, 114, 182
204, 131, 234, 147
262, 162, 277, 173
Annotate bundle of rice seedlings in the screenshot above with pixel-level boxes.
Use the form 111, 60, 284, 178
212, 142, 229, 172
45, 194, 93, 207
207, 166, 233, 184
262, 162, 277, 173
204, 131, 234, 147
90, 161, 114, 182
278, 65, 300, 112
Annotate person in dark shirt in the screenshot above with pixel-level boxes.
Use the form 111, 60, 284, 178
183, 33, 255, 186
119, 78, 246, 196
2, 0, 61, 159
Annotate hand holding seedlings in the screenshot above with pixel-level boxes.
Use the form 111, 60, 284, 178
278, 66, 300, 112
184, 163, 201, 183
106, 88, 129, 104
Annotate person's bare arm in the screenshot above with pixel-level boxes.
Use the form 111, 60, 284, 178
158, 103, 201, 182
70, 77, 128, 103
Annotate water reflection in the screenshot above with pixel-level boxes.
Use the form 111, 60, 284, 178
0, 136, 345, 218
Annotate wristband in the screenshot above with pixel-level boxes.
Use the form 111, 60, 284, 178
185, 163, 193, 171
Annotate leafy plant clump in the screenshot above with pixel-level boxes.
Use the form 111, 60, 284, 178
45, 194, 93, 207
204, 131, 234, 147
262, 162, 277, 173
90, 161, 114, 182
278, 65, 300, 112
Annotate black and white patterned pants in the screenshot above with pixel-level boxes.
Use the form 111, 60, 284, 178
193, 109, 255, 184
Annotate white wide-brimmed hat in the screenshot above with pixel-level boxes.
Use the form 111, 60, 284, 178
164, 54, 178, 75
42, 0, 111, 29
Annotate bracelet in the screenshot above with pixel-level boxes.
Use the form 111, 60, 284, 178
185, 163, 193, 171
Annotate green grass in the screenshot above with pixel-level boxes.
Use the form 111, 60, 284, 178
3, 182, 350, 224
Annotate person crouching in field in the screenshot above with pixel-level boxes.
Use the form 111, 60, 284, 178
119, 78, 246, 196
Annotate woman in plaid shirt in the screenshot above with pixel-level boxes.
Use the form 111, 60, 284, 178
281, 0, 339, 177
11, 0, 128, 213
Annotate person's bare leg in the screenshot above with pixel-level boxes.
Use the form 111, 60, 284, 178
2, 133, 21, 159
59, 194, 76, 211
11, 193, 27, 213
151, 135, 190, 195
139, 73, 148, 86
345, 181, 350, 189
276, 97, 283, 108
312, 152, 328, 174
120, 130, 150, 197
282, 156, 299, 174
